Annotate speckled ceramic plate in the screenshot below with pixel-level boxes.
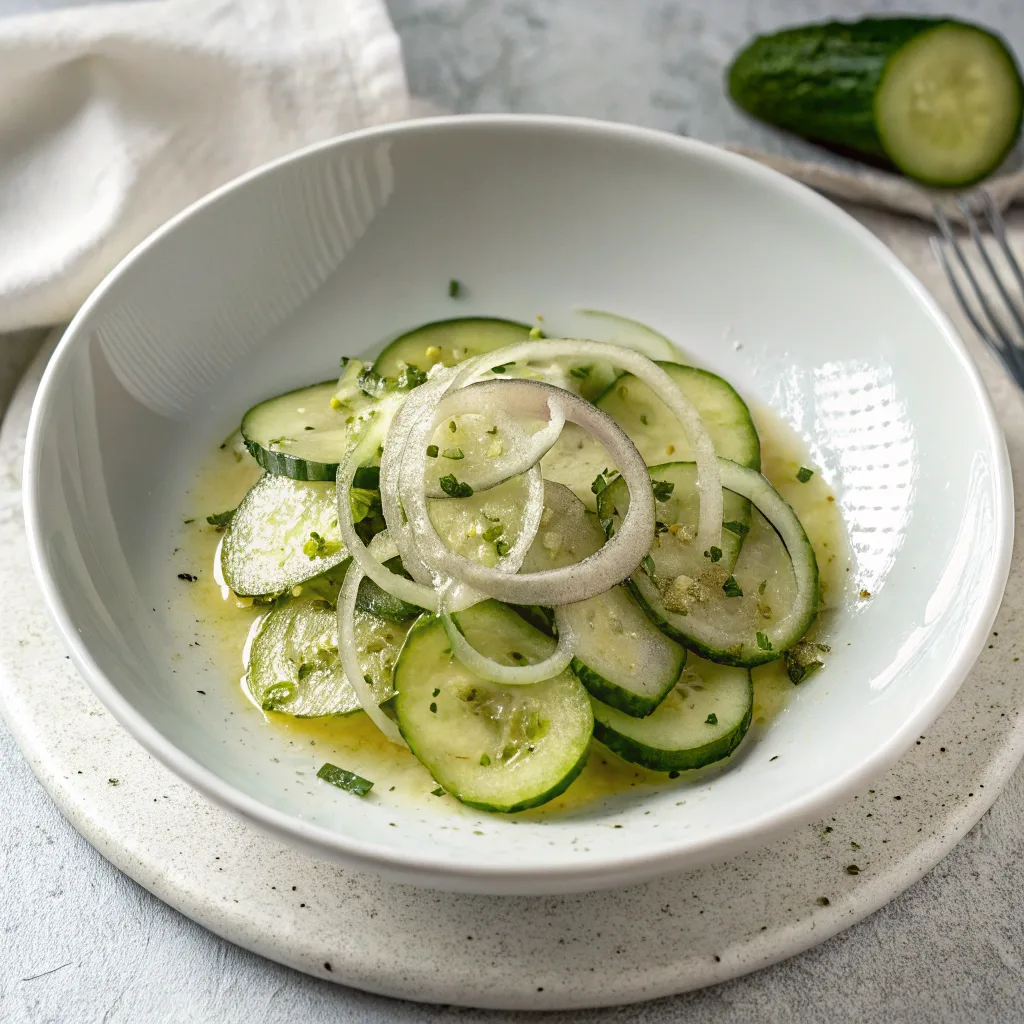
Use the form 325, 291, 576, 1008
3, 321, 1024, 1009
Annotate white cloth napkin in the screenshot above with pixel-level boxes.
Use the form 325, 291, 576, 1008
0, 0, 410, 332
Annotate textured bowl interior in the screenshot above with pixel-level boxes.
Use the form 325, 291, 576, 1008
24, 117, 1011, 895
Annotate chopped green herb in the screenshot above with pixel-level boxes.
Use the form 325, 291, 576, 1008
442, 447, 465, 460
448, 279, 461, 298
668, 770, 680, 779
756, 631, 773, 651
816, 896, 831, 907
495, 539, 511, 557
651, 479, 675, 503
183, 518, 195, 525
705, 713, 718, 726
349, 488, 380, 524
845, 864, 860, 875
303, 531, 328, 558
431, 786, 445, 796
722, 576, 743, 598
352, 465, 381, 490
639, 413, 649, 425
569, 365, 592, 379
356, 369, 386, 397
797, 466, 814, 483
758, 580, 767, 595
654, 520, 669, 536
317, 762, 373, 797
529, 326, 544, 339
432, 687, 440, 697
591, 473, 609, 495
705, 546, 723, 563
641, 553, 656, 577
723, 520, 749, 538
491, 365, 507, 374
429, 702, 437, 714
510, 651, 525, 662
617, 385, 628, 399
395, 364, 428, 391
426, 444, 439, 458
482, 523, 504, 542
486, 425, 499, 435
439, 474, 474, 498
448, 420, 457, 433
479, 753, 491, 766
267, 435, 294, 446
785, 641, 831, 684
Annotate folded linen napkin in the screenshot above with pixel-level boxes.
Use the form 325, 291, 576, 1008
0, 0, 409, 332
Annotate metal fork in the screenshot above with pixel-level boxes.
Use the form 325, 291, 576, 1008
931, 192, 1024, 385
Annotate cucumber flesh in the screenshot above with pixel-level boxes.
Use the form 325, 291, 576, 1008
244, 599, 413, 717
372, 318, 535, 378
877, 23, 1024, 186
523, 483, 687, 717
618, 460, 819, 668
574, 309, 678, 361
241, 381, 373, 481
592, 656, 753, 772
220, 475, 346, 598
392, 601, 593, 813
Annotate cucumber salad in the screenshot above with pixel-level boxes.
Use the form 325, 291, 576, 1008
212, 315, 832, 813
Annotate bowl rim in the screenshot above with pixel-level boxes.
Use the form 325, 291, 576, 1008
23, 113, 1015, 892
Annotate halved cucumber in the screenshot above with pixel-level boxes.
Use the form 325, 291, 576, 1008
241, 381, 373, 481
612, 460, 819, 667
597, 462, 751, 572
372, 317, 535, 377
592, 656, 753, 772
244, 599, 414, 717
220, 475, 346, 597
523, 482, 687, 717
392, 600, 593, 812
541, 362, 760, 510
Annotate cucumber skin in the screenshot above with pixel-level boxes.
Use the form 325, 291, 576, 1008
727, 17, 1022, 180
593, 676, 753, 773
244, 440, 337, 482
570, 655, 683, 719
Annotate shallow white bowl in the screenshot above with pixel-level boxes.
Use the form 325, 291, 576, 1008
24, 116, 1012, 895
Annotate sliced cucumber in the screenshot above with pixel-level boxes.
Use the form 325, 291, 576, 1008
592, 656, 753, 772
220, 475, 346, 597
597, 462, 751, 572
372, 318, 535, 378
241, 380, 372, 481
244, 599, 413, 717
615, 460, 819, 667
392, 600, 593, 813
355, 557, 422, 621
541, 362, 759, 510
574, 309, 678, 361
523, 483, 687, 717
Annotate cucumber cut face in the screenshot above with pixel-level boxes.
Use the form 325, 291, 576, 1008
241, 381, 373, 481
592, 656, 753, 772
221, 475, 347, 597
877, 23, 1024, 187
392, 601, 593, 813
372, 318, 535, 378
245, 599, 413, 717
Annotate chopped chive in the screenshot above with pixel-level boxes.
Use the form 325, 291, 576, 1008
651, 479, 675, 503
317, 763, 373, 797
722, 576, 743, 598
439, 474, 474, 498
482, 523, 504, 542
797, 466, 814, 483
641, 553, 656, 577
705, 713, 718, 726
569, 365, 592, 379
448, 279, 461, 298
495, 539, 511, 557
479, 753, 491, 766
723, 520, 749, 538
426, 444, 439, 458
756, 631, 773, 651
442, 447, 465, 459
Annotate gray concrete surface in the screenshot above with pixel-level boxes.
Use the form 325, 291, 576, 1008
4, 1, 1024, 1021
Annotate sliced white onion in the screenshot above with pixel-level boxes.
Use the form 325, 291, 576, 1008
400, 379, 655, 606
337, 531, 408, 747
454, 339, 723, 554
336, 399, 439, 612
440, 602, 576, 685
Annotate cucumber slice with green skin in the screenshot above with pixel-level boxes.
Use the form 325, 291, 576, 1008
241, 381, 373, 481
372, 317, 535, 378
574, 309, 678, 361
523, 482, 686, 717
244, 598, 413, 716
220, 475, 346, 597
728, 18, 1024, 187
612, 460, 819, 668
592, 657, 753, 772
392, 600, 593, 813
597, 462, 752, 573
541, 362, 759, 510
299, 559, 423, 621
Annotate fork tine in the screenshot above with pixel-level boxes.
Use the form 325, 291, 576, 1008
933, 203, 1024, 378
955, 196, 1024, 341
981, 190, 1024, 301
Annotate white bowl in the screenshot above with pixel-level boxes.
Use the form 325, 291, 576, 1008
24, 116, 1012, 895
